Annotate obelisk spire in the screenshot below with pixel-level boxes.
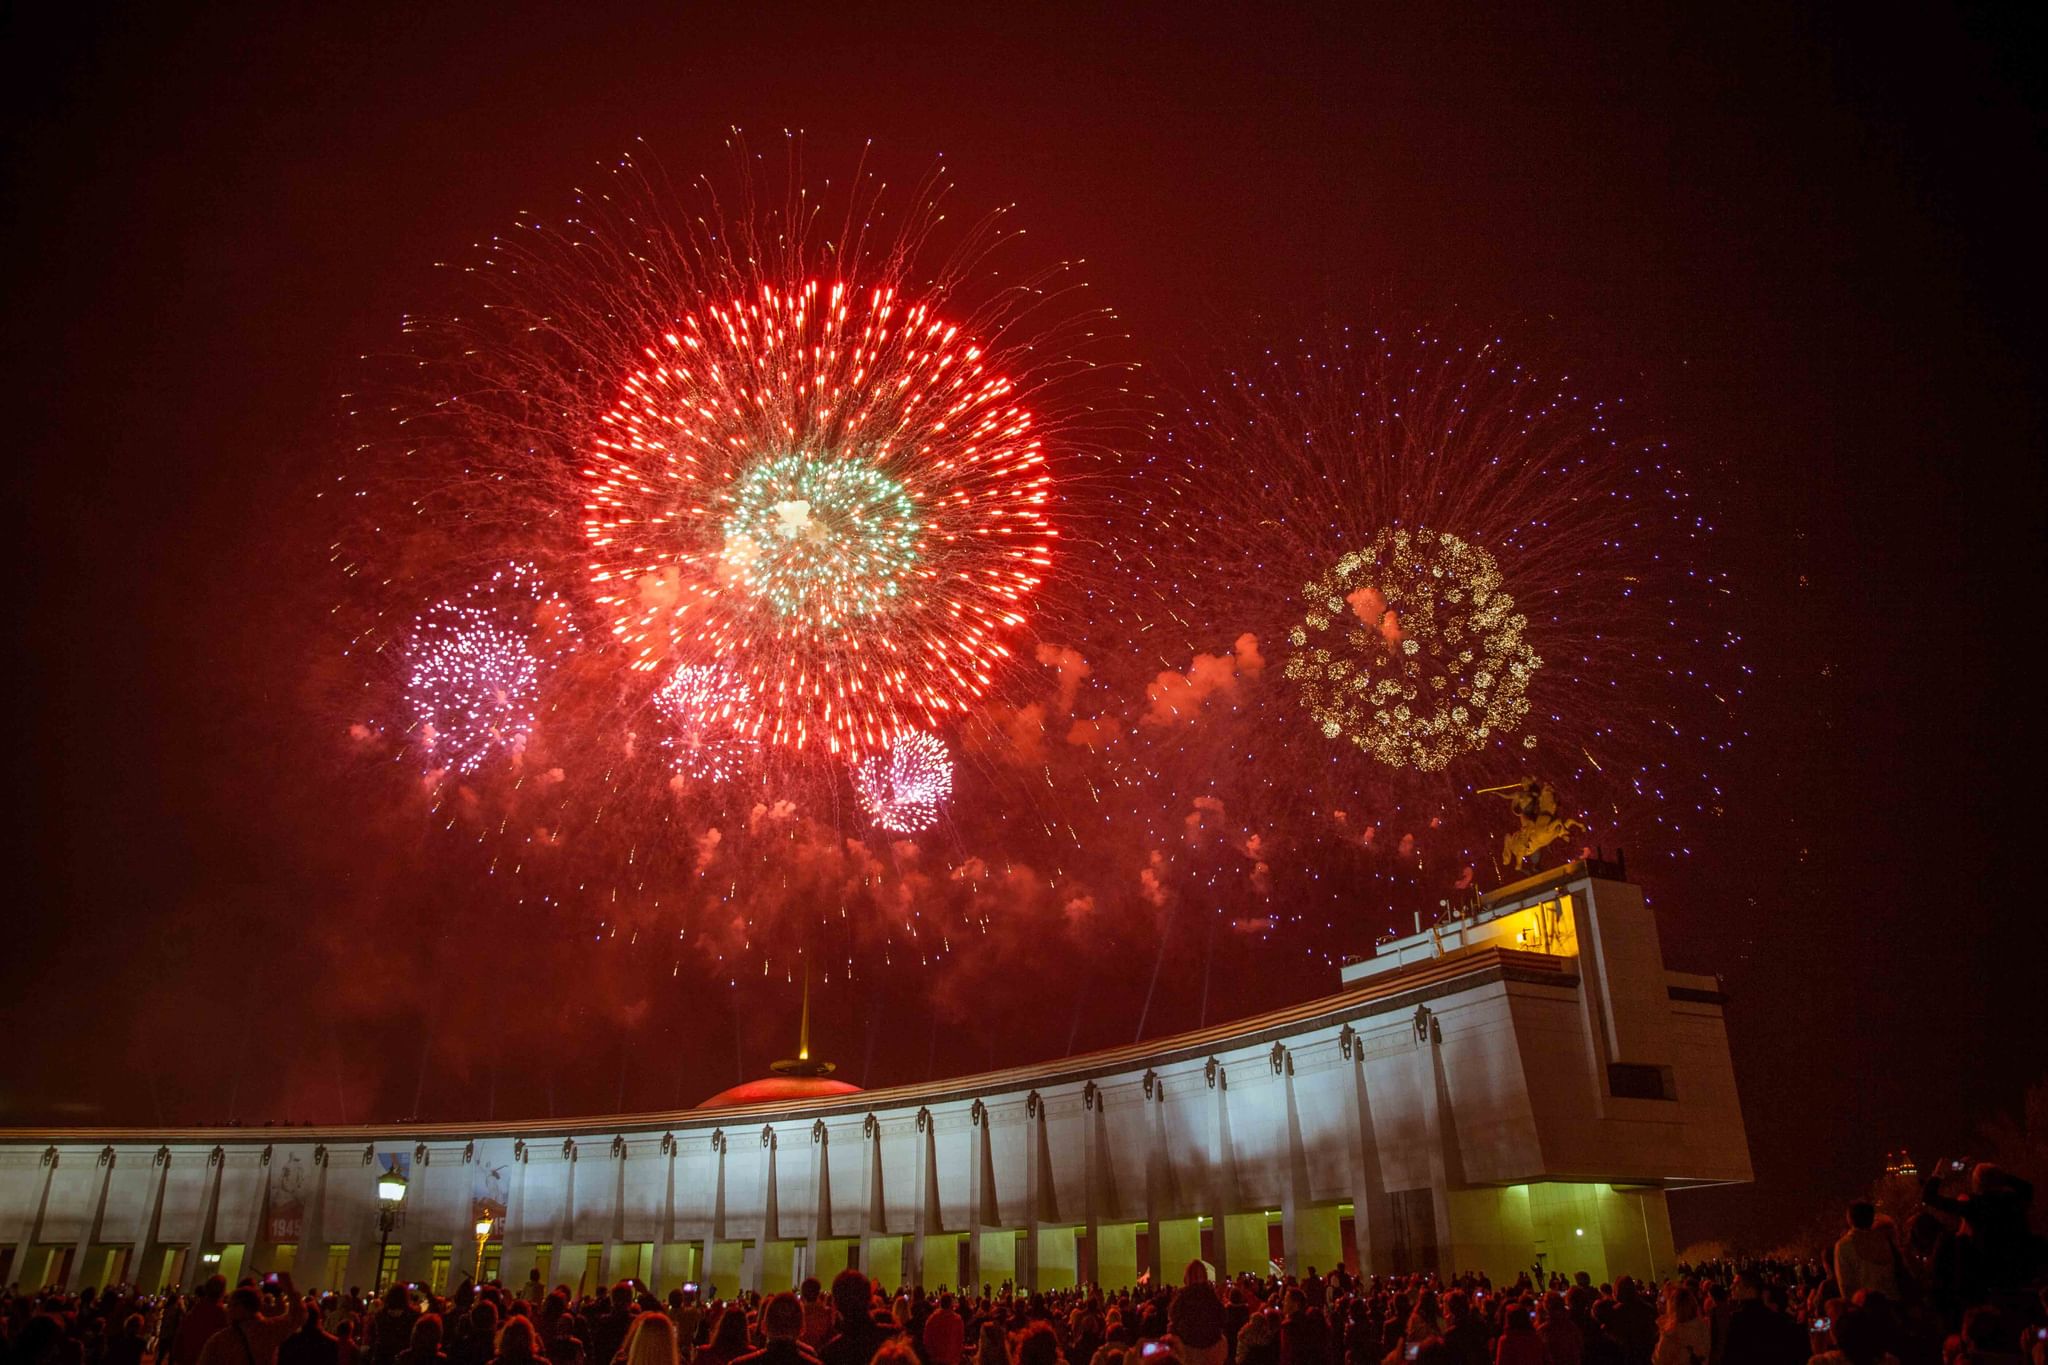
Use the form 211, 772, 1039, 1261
770, 955, 834, 1077
796, 957, 811, 1062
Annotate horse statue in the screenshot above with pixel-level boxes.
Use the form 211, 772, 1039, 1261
1480, 777, 1586, 871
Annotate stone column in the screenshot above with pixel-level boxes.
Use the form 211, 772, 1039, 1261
504, 1140, 532, 1284
241, 1147, 272, 1276
704, 1131, 727, 1299
856, 1115, 884, 1278
135, 1147, 173, 1291
1338, 1025, 1390, 1274
189, 1146, 226, 1283
1411, 1006, 1460, 1267
555, 1141, 579, 1289
10, 1147, 59, 1288
805, 1123, 829, 1287
1142, 1071, 1167, 1286
398, 1144, 433, 1285
1273, 1045, 1310, 1278
753, 1127, 778, 1295
965, 1101, 995, 1290
1080, 1084, 1105, 1287
1204, 1061, 1238, 1278
600, 1136, 629, 1288
909, 1109, 935, 1289
654, 1133, 678, 1292
63, 1148, 116, 1290
1021, 1092, 1048, 1292
344, 1146, 379, 1292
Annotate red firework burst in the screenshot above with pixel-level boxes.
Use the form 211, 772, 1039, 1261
583, 279, 1054, 755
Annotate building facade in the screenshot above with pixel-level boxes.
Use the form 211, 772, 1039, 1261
0, 862, 1749, 1295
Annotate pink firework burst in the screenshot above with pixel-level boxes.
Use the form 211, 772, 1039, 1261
652, 663, 756, 783
404, 563, 578, 776
852, 731, 955, 834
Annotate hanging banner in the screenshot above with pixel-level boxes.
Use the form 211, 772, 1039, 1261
375, 1149, 413, 1187
470, 1158, 509, 1223
266, 1151, 310, 1243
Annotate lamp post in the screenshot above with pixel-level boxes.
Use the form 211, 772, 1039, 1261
473, 1214, 495, 1286
375, 1167, 409, 1293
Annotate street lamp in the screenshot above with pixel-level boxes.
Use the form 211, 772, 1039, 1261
473, 1214, 496, 1285
375, 1167, 409, 1292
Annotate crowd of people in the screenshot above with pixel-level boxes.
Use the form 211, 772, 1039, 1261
1, 1165, 2039, 1365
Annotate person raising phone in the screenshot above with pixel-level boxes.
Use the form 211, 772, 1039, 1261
197, 1273, 307, 1365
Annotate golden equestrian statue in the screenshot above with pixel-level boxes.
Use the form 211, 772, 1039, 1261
1477, 777, 1586, 871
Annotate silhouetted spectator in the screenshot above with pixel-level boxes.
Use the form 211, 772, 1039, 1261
1604, 1283, 1656, 1365
820, 1274, 893, 1365
733, 1296, 818, 1365
372, 1291, 421, 1365
175, 1279, 233, 1365
198, 1281, 307, 1365
1923, 1162, 2038, 1302
1492, 1309, 1542, 1365
1832, 1204, 1901, 1302
396, 1315, 448, 1365
280, 1305, 343, 1365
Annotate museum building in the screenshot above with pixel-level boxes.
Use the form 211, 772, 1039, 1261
1, 861, 1750, 1295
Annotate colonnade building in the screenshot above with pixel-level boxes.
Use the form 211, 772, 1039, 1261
1, 861, 1750, 1295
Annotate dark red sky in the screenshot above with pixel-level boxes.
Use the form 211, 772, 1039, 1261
4, 2, 2042, 1248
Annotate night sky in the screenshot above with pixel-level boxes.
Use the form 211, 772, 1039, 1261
4, 2, 2043, 1251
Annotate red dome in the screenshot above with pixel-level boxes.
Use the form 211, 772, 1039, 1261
695, 1075, 864, 1109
